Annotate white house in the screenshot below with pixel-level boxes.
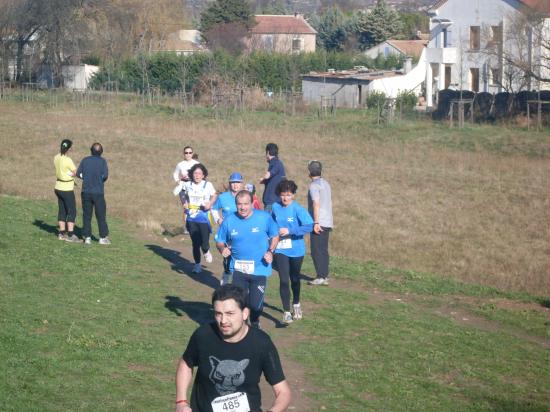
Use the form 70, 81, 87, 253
61, 64, 99, 91
425, 0, 550, 106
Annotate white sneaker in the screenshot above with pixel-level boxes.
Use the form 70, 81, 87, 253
308, 277, 329, 286
293, 304, 303, 320
99, 237, 111, 245
204, 250, 213, 263
58, 233, 66, 241
282, 312, 293, 324
192, 263, 202, 274
84, 237, 92, 245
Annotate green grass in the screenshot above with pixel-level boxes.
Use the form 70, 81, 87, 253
2, 195, 550, 411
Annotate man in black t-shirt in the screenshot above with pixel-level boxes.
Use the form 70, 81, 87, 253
259, 143, 285, 212
175, 285, 291, 412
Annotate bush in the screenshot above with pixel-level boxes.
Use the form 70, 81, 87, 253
396, 90, 417, 111
366, 91, 386, 109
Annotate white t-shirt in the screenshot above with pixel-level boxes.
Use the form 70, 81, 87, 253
173, 159, 199, 182
184, 180, 216, 223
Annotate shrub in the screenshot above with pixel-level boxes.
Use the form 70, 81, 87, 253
396, 90, 417, 111
366, 91, 386, 109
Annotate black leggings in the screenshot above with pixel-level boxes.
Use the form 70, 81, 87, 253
274, 253, 304, 312
55, 189, 76, 222
232, 271, 267, 324
186, 221, 210, 263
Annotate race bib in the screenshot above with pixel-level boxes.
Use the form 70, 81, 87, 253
189, 195, 203, 206
211, 392, 250, 412
234, 260, 255, 274
276, 238, 292, 250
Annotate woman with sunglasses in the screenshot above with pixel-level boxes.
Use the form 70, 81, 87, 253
183, 163, 218, 274
271, 179, 314, 324
173, 146, 199, 232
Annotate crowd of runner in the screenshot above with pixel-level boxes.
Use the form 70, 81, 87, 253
171, 143, 334, 412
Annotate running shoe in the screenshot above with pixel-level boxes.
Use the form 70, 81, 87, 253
283, 312, 293, 324
293, 304, 303, 320
58, 233, 66, 241
308, 277, 329, 286
99, 237, 111, 245
204, 250, 213, 263
65, 234, 80, 243
84, 237, 92, 245
192, 263, 202, 274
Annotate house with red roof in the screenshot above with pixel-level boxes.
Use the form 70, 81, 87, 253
365, 39, 429, 61
244, 14, 317, 54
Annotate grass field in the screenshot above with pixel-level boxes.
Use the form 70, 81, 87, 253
2, 195, 549, 411
0, 97, 549, 297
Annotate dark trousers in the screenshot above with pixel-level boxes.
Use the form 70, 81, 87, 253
82, 192, 109, 238
55, 189, 76, 222
274, 253, 304, 311
186, 221, 210, 263
232, 271, 267, 324
310, 228, 331, 279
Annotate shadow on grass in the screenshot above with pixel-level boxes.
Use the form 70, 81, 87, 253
145, 244, 219, 289
164, 296, 213, 325
33, 219, 83, 238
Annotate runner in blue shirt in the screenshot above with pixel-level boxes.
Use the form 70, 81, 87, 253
216, 190, 279, 328
212, 172, 244, 285
271, 180, 314, 324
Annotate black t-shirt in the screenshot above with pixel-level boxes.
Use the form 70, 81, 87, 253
182, 322, 285, 412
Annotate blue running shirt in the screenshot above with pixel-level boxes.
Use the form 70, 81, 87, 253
212, 191, 237, 219
271, 201, 314, 257
216, 210, 279, 276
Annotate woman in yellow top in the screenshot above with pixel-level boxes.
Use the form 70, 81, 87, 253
54, 139, 79, 242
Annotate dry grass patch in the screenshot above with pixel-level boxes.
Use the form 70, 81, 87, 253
1, 101, 549, 296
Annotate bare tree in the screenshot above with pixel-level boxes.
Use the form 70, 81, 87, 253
482, 6, 549, 91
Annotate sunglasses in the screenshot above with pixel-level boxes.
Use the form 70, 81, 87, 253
184, 151, 193, 154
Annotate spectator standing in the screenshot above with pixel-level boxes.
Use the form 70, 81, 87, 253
76, 142, 110, 245
307, 161, 333, 286
53, 138, 79, 242
259, 143, 285, 212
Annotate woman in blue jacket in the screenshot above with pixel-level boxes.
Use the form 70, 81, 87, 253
272, 179, 314, 324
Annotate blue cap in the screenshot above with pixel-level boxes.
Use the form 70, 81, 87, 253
229, 172, 243, 182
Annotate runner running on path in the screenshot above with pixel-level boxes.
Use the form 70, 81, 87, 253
271, 180, 313, 324
212, 172, 244, 285
183, 163, 217, 274
175, 284, 291, 412
215, 190, 279, 328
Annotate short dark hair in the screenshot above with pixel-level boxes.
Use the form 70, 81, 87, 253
308, 160, 322, 177
60, 139, 72, 155
265, 143, 278, 157
235, 189, 252, 204
188, 163, 208, 180
276, 179, 298, 195
212, 284, 247, 310
91, 142, 103, 156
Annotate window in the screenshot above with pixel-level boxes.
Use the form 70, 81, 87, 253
470, 26, 480, 50
470, 68, 480, 92
292, 38, 303, 52
264, 35, 273, 51
384, 46, 390, 57
489, 25, 502, 46
490, 68, 501, 85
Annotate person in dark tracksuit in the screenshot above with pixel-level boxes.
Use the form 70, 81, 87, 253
76, 142, 110, 245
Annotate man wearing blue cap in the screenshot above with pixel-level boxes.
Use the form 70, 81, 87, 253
212, 172, 244, 285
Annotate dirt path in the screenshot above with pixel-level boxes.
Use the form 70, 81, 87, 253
144, 233, 318, 411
